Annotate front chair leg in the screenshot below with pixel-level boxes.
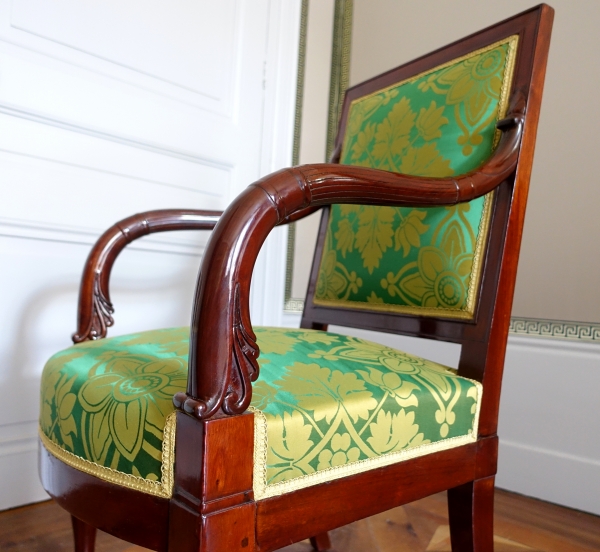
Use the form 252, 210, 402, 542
447, 476, 495, 551
309, 532, 332, 551
71, 515, 97, 552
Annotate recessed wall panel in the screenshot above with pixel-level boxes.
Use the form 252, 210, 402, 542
10, 0, 237, 101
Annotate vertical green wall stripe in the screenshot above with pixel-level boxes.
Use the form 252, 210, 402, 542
285, 0, 309, 306
326, 0, 354, 161
292, 0, 309, 167
286, 0, 354, 307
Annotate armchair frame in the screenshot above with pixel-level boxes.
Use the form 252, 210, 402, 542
40, 5, 554, 552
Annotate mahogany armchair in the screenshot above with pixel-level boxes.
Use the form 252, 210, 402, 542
39, 5, 553, 551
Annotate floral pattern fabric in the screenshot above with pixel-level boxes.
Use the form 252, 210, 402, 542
314, 38, 517, 317
40, 328, 189, 484
40, 327, 481, 499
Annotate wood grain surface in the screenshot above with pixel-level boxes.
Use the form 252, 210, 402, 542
1, 490, 598, 552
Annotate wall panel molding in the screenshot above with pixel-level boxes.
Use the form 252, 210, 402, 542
0, 217, 207, 256
0, 1, 268, 180
498, 440, 600, 517
1, 0, 244, 114
0, 422, 46, 510
0, 0, 298, 512
0, 114, 232, 203
0, 112, 229, 251
496, 334, 599, 515
0, 420, 38, 458
0, 102, 235, 169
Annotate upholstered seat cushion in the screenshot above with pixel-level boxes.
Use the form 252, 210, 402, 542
40, 327, 482, 499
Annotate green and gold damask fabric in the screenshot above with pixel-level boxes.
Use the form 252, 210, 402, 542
40, 326, 482, 499
251, 327, 480, 498
315, 38, 517, 317
39, 328, 189, 497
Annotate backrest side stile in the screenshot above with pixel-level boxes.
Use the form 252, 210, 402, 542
301, 6, 554, 400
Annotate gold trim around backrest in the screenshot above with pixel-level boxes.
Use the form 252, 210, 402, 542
313, 35, 519, 320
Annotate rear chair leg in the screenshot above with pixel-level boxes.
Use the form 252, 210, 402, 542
71, 515, 96, 552
447, 476, 495, 551
310, 532, 332, 551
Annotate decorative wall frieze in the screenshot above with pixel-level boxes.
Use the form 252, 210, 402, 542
509, 317, 600, 342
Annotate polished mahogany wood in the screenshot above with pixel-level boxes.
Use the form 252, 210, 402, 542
167, 412, 256, 551
255, 437, 497, 552
72, 205, 315, 345
39, 5, 554, 552
73, 209, 222, 343
309, 533, 332, 552
9, 488, 600, 551
174, 101, 524, 420
72, 516, 96, 552
448, 477, 496, 552
6, 489, 600, 551
40, 443, 169, 551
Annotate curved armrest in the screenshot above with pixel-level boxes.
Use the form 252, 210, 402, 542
174, 93, 526, 420
73, 209, 222, 343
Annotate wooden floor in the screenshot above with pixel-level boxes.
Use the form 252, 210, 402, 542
1, 490, 598, 551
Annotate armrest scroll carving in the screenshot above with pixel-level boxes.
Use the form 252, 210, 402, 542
73, 209, 222, 343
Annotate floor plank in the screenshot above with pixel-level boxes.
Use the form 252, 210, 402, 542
0, 490, 598, 551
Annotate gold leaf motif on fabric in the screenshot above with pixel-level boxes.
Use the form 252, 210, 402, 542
367, 409, 428, 455
313, 37, 518, 318
355, 206, 396, 273
77, 355, 186, 465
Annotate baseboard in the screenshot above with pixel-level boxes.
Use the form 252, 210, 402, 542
495, 335, 600, 515
0, 423, 47, 510
497, 439, 600, 516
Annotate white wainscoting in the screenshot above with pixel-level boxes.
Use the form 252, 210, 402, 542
0, 0, 301, 510
282, 312, 600, 515
0, 421, 43, 511
496, 336, 600, 516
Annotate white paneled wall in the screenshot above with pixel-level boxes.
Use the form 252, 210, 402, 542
0, 0, 301, 509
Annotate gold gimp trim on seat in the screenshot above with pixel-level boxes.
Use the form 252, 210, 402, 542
39, 411, 176, 498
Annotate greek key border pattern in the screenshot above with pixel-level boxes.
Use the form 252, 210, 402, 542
509, 317, 600, 342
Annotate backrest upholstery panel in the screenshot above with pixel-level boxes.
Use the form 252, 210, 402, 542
313, 37, 518, 320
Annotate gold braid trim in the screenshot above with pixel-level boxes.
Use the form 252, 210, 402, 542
39, 411, 176, 498
465, 34, 519, 316
251, 380, 483, 501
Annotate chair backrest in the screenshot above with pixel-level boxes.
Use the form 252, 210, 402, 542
301, 6, 551, 356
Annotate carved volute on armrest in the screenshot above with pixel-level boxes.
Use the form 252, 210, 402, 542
73, 209, 222, 343
174, 91, 527, 421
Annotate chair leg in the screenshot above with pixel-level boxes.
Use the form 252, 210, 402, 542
447, 476, 495, 551
71, 515, 97, 552
309, 532, 332, 551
